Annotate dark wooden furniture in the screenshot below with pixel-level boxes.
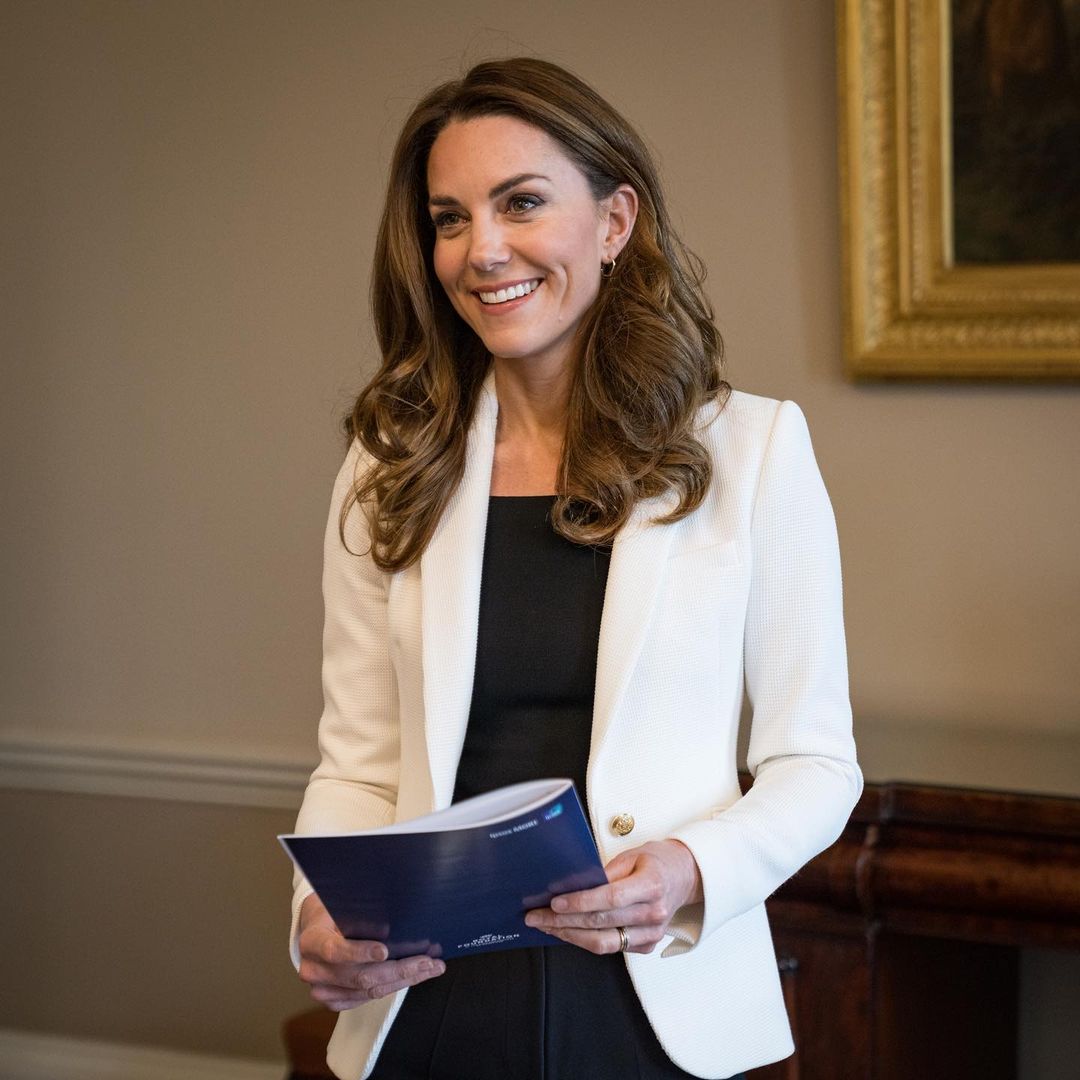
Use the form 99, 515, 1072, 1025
748, 780, 1080, 1080
284, 780, 1080, 1080
283, 1006, 337, 1080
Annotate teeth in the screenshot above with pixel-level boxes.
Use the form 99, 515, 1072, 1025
478, 279, 540, 305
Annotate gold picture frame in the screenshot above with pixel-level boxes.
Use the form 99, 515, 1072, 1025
837, 0, 1080, 379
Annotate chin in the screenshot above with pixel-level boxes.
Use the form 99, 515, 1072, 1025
476, 335, 541, 360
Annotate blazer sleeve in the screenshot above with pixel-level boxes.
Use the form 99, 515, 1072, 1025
670, 399, 862, 943
287, 442, 401, 967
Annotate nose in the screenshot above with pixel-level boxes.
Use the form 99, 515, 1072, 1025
467, 216, 511, 273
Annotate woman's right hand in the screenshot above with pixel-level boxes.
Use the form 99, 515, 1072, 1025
297, 893, 446, 1010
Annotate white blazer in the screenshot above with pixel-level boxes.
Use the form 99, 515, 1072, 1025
290, 377, 862, 1080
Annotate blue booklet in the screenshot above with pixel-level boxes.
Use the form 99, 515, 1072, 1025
279, 778, 607, 960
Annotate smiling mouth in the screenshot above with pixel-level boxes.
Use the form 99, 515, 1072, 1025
476, 279, 542, 305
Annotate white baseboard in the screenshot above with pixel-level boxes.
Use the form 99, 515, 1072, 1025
0, 1028, 284, 1080
0, 734, 312, 810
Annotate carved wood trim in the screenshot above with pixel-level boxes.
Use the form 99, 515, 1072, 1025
761, 776, 1080, 950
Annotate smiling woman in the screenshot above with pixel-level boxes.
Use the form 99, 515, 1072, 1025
341, 57, 725, 569
288, 56, 861, 1080
426, 116, 637, 392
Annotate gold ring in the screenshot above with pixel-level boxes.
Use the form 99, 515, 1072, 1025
617, 926, 630, 952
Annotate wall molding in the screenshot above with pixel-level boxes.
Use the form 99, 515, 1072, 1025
0, 1028, 283, 1080
8, 725, 1077, 810
0, 734, 311, 810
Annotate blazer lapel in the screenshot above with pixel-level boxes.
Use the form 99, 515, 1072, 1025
590, 496, 679, 773
419, 377, 498, 809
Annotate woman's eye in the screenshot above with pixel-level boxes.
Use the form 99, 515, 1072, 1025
433, 211, 463, 230
507, 194, 541, 214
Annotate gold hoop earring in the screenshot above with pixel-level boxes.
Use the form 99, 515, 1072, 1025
600, 257, 616, 278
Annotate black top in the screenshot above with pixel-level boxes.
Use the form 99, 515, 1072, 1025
369, 497, 726, 1080
452, 495, 610, 812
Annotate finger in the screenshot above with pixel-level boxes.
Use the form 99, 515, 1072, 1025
548, 881, 623, 914
309, 957, 445, 1001
299, 895, 349, 943
299, 927, 388, 967
323, 936, 390, 966
312, 959, 446, 1008
553, 924, 666, 956
300, 951, 441, 993
526, 900, 656, 932
368, 965, 445, 997
602, 850, 641, 882
546, 926, 623, 955
550, 869, 662, 915
347, 956, 444, 994
300, 892, 331, 925
310, 982, 363, 1007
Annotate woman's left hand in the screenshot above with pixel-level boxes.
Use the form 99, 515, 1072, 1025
524, 839, 703, 955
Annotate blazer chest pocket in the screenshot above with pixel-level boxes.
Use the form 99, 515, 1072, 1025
663, 539, 746, 617
667, 538, 740, 569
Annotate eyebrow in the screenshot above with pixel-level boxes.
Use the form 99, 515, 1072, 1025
428, 172, 552, 208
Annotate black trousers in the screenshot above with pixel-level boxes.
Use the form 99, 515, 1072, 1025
368, 944, 746, 1080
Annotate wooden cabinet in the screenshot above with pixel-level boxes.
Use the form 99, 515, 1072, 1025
747, 781, 1080, 1080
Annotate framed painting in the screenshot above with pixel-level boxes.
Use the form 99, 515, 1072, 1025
838, 0, 1080, 378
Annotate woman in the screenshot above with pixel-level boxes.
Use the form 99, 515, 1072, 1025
291, 57, 861, 1080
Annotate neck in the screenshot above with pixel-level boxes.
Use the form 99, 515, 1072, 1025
491, 356, 572, 442
487, 355, 572, 496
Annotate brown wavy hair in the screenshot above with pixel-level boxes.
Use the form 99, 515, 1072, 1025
344, 57, 728, 569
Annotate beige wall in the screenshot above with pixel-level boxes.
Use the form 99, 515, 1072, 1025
4, 0, 1079, 778
3, 0, 1078, 1069
0, 789, 311, 1059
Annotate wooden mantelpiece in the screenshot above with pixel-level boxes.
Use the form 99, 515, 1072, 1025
773, 780, 1080, 947
748, 779, 1080, 1080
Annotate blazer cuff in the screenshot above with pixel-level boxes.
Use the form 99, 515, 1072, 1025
289, 881, 315, 971
661, 901, 705, 957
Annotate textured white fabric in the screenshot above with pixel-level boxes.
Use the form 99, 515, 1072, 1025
290, 377, 862, 1080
